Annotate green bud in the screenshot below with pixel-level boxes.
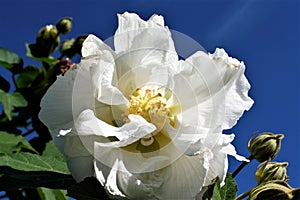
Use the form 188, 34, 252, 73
60, 39, 75, 57
56, 17, 72, 34
248, 132, 284, 162
73, 35, 88, 55
249, 180, 294, 200
37, 25, 59, 41
34, 25, 60, 57
255, 161, 288, 184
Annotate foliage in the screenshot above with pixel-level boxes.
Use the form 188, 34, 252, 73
203, 174, 237, 200
0, 17, 81, 199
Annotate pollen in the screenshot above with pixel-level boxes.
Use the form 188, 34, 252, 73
127, 87, 175, 146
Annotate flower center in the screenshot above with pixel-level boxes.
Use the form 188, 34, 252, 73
128, 87, 175, 147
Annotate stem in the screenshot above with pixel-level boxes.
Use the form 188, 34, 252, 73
232, 155, 254, 178
236, 189, 252, 200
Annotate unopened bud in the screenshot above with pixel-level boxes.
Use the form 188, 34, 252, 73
73, 35, 88, 55
35, 25, 60, 57
248, 132, 284, 162
60, 39, 76, 58
255, 161, 288, 184
249, 180, 294, 200
37, 25, 59, 41
56, 17, 72, 34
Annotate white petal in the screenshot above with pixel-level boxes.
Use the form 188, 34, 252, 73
57, 133, 95, 182
200, 134, 248, 186
222, 72, 254, 129
94, 114, 156, 148
84, 52, 128, 105
219, 134, 249, 162
75, 109, 120, 138
63, 132, 92, 158
97, 159, 156, 199
39, 61, 96, 132
95, 153, 207, 199
73, 109, 157, 159
170, 52, 226, 137
172, 51, 224, 107
209, 48, 254, 129
115, 60, 172, 98
114, 12, 177, 63
149, 14, 164, 26
75, 109, 156, 142
173, 49, 253, 134
94, 138, 183, 174
82, 34, 115, 57
67, 156, 94, 182
203, 148, 228, 186
151, 155, 206, 199
51, 127, 72, 155
39, 68, 77, 131
164, 123, 209, 155
94, 160, 127, 198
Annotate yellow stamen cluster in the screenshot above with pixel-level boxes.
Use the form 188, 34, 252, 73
128, 87, 174, 146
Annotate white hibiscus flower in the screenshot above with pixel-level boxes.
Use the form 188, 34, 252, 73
39, 12, 254, 199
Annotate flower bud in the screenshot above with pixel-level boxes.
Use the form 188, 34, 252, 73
56, 17, 72, 34
255, 161, 288, 184
60, 39, 76, 58
249, 180, 294, 200
248, 132, 284, 162
37, 25, 59, 41
34, 25, 60, 57
73, 35, 88, 55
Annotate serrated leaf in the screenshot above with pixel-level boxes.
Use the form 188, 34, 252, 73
219, 173, 237, 200
212, 186, 222, 200
0, 152, 69, 174
0, 47, 23, 72
16, 65, 40, 89
67, 177, 111, 200
0, 131, 37, 154
203, 173, 237, 200
37, 187, 68, 200
0, 89, 28, 120
42, 141, 65, 161
25, 44, 58, 64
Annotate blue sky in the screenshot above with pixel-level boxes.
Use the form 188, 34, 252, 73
1, 0, 299, 196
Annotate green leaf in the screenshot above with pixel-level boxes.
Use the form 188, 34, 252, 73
203, 173, 237, 200
0, 89, 28, 120
0, 151, 70, 174
37, 187, 68, 200
25, 44, 58, 64
0, 131, 37, 154
67, 177, 111, 200
0, 47, 23, 72
0, 166, 75, 191
16, 66, 40, 89
219, 173, 238, 200
42, 141, 65, 161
